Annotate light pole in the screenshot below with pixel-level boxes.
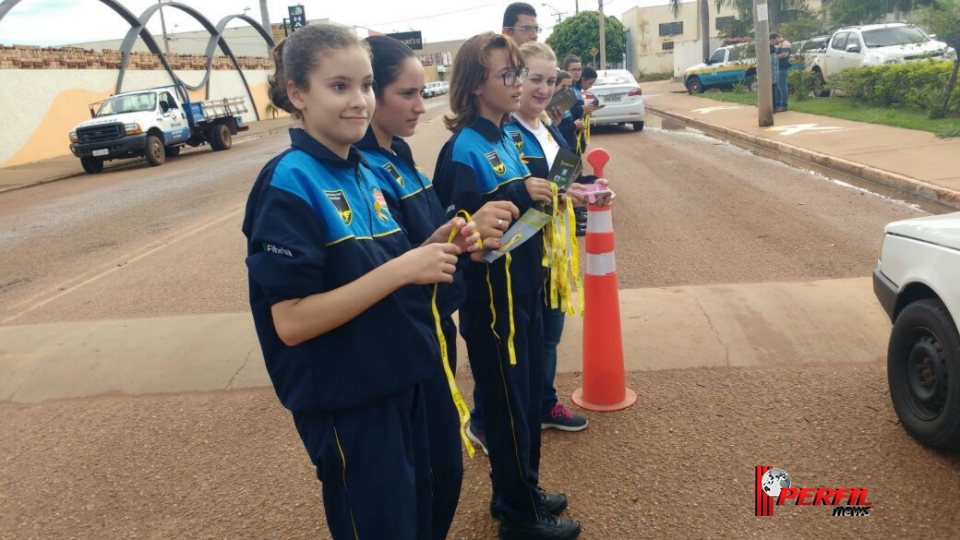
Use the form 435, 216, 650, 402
259, 0, 273, 56
755, 0, 774, 127
157, 0, 170, 55
599, 0, 606, 69
541, 2, 566, 24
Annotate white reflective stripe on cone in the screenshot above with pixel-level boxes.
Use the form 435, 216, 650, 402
586, 252, 616, 276
587, 209, 613, 233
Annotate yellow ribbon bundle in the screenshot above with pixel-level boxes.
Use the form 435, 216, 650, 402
576, 113, 592, 155
541, 184, 585, 317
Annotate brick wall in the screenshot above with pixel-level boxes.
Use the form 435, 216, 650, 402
0, 45, 273, 71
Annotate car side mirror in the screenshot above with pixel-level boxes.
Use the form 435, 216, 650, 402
846, 43, 861, 53
705, 58, 711, 65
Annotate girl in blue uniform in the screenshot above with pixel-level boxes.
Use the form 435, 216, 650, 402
432, 32, 581, 540
356, 35, 521, 540
241, 24, 480, 540
506, 41, 614, 434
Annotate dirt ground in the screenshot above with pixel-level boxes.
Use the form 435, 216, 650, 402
4, 362, 960, 540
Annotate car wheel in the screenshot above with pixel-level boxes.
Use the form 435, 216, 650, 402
80, 157, 104, 174
888, 298, 960, 449
687, 76, 704, 94
144, 135, 166, 166
632, 121, 644, 132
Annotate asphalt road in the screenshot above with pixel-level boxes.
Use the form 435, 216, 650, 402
3, 102, 958, 539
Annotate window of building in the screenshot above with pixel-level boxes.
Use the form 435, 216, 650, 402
662, 41, 675, 51
659, 21, 683, 37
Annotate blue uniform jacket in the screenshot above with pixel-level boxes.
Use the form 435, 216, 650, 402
506, 117, 597, 184
433, 118, 543, 298
242, 128, 438, 414
356, 127, 466, 319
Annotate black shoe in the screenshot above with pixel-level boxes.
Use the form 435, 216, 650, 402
491, 492, 568, 519
498, 513, 581, 540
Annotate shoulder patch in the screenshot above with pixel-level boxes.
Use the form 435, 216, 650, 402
325, 189, 353, 225
382, 161, 404, 187
372, 187, 390, 221
508, 129, 524, 151
485, 150, 506, 176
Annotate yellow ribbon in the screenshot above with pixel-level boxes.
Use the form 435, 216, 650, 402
541, 183, 584, 317
576, 113, 592, 155
430, 210, 477, 458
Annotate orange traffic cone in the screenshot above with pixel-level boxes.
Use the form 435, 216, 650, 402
572, 148, 637, 412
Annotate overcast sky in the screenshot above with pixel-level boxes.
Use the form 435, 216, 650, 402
0, 0, 690, 47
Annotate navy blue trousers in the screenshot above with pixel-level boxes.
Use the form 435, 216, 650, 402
460, 289, 545, 521
422, 317, 465, 539
294, 384, 432, 540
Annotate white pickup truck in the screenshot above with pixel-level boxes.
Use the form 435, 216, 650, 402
874, 212, 960, 450
807, 22, 956, 93
69, 83, 249, 174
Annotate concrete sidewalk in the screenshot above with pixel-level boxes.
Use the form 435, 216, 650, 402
0, 116, 298, 194
641, 80, 960, 211
0, 277, 889, 403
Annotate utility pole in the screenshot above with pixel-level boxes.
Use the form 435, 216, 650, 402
599, 0, 606, 69
700, 0, 710, 62
259, 0, 273, 56
575, 0, 579, 15
157, 0, 170, 55
755, 0, 774, 127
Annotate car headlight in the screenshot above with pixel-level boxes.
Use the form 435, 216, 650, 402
69, 130, 78, 143
124, 123, 142, 135
947, 47, 958, 61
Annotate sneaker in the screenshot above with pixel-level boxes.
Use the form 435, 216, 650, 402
466, 422, 489, 455
499, 513, 581, 540
491, 490, 567, 519
542, 404, 588, 432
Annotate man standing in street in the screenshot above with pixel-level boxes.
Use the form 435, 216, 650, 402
503, 2, 541, 45
771, 32, 792, 112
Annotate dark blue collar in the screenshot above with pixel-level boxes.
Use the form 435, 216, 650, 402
468, 117, 504, 143
356, 127, 419, 171
289, 128, 364, 168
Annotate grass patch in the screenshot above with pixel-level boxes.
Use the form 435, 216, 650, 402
695, 90, 960, 138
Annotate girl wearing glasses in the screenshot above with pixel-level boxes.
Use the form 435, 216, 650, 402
355, 34, 521, 540
433, 32, 582, 540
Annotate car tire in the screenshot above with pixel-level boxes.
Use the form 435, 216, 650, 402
888, 298, 960, 450
632, 121, 644, 132
144, 135, 166, 167
209, 124, 232, 151
687, 76, 704, 94
80, 157, 104, 174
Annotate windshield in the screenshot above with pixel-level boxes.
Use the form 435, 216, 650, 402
594, 73, 635, 86
97, 92, 157, 116
863, 26, 929, 48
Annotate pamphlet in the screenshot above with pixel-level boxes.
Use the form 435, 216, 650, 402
547, 87, 578, 115
482, 208, 552, 263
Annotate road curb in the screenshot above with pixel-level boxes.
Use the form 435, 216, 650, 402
647, 106, 960, 211
0, 122, 295, 196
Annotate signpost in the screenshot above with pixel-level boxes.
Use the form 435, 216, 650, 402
288, 4, 307, 33
386, 31, 424, 51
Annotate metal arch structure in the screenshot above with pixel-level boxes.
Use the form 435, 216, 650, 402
117, 2, 275, 120
0, 0, 275, 121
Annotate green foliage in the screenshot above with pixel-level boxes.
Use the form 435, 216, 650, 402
545, 11, 625, 67
787, 69, 821, 100
827, 60, 960, 117
828, 0, 937, 26
778, 12, 823, 42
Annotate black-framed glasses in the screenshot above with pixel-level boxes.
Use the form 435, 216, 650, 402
507, 25, 542, 34
497, 67, 528, 86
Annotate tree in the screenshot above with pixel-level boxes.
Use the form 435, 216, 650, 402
546, 11, 626, 68
917, 0, 960, 118
668, 0, 712, 63
828, 0, 937, 26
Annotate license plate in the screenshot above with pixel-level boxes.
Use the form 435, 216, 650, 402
92, 149, 109, 157
605, 95, 622, 102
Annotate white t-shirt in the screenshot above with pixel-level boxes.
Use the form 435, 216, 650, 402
514, 115, 560, 170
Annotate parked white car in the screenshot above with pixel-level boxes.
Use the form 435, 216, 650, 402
808, 22, 957, 92
874, 211, 960, 449
582, 69, 645, 132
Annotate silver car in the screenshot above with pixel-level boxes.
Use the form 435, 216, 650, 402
582, 69, 646, 132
